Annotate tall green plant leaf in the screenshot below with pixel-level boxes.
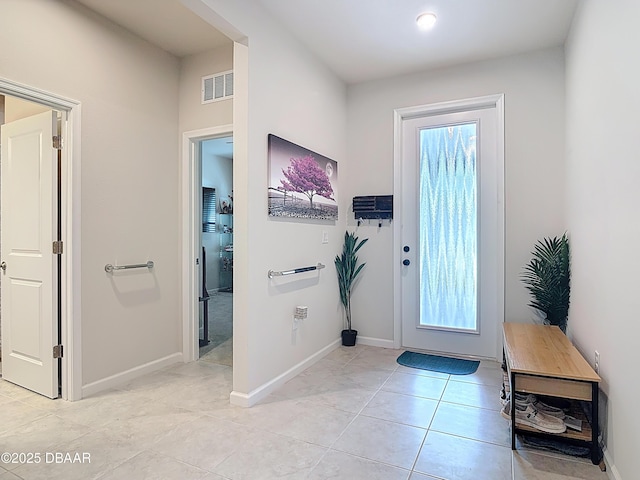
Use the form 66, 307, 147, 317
521, 233, 570, 332
335, 231, 368, 331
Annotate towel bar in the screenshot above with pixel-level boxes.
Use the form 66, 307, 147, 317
268, 262, 325, 279
105, 261, 154, 273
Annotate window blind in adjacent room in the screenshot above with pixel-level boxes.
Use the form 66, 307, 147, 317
202, 187, 216, 233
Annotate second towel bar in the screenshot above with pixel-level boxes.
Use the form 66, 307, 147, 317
268, 263, 325, 279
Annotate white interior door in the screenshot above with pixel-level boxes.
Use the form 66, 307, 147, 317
1, 110, 59, 398
399, 96, 504, 359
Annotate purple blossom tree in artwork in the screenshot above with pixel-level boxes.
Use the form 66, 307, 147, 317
280, 155, 334, 208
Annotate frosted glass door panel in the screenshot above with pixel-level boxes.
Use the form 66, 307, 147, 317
419, 124, 477, 332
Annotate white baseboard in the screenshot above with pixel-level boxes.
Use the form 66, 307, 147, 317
229, 338, 341, 407
229, 390, 251, 407
356, 335, 396, 349
603, 448, 620, 480
81, 352, 183, 399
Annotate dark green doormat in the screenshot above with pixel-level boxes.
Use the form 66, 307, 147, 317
397, 351, 480, 375
521, 435, 591, 458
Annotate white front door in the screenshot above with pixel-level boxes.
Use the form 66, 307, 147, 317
1, 110, 59, 398
398, 96, 504, 359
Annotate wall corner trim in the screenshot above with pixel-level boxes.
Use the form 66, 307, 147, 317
80, 352, 183, 399
603, 448, 621, 480
356, 336, 396, 349
230, 339, 341, 408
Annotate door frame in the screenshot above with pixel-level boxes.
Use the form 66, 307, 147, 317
0, 77, 82, 400
392, 94, 505, 359
181, 125, 233, 362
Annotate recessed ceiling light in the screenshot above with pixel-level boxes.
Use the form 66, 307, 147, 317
416, 12, 437, 30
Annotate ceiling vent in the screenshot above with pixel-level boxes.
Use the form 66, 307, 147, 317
202, 70, 233, 104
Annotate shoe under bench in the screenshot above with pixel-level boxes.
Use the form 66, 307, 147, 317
502, 322, 603, 468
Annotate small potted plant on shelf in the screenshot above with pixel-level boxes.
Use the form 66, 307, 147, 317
521, 233, 571, 333
335, 230, 368, 346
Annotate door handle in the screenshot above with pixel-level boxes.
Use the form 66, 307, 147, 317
0, 261, 6, 272
403, 259, 410, 266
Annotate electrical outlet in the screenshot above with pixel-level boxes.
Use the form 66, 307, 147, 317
295, 306, 308, 320
594, 350, 600, 373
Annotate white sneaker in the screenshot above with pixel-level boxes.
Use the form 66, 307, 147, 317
514, 392, 566, 419
501, 400, 511, 421
514, 403, 566, 434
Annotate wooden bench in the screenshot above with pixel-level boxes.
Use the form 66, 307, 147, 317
503, 322, 603, 466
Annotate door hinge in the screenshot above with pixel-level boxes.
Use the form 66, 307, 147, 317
52, 135, 63, 150
53, 345, 63, 359
53, 240, 63, 255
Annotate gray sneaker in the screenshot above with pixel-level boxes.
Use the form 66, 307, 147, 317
514, 403, 566, 434
501, 400, 511, 421
514, 392, 566, 419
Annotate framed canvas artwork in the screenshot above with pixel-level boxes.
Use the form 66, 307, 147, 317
267, 134, 338, 221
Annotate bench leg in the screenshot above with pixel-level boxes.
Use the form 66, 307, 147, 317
591, 382, 600, 465
510, 370, 516, 450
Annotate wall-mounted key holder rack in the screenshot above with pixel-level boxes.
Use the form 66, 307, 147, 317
352, 195, 393, 226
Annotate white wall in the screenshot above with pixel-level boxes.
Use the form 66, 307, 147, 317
188, 0, 348, 400
4, 96, 49, 123
0, 0, 182, 386
565, 1, 640, 477
179, 45, 233, 132
347, 48, 567, 343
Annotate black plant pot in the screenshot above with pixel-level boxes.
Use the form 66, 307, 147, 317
341, 329, 357, 347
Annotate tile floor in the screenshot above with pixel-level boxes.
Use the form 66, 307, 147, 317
0, 345, 609, 479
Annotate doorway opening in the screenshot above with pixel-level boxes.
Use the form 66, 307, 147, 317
180, 124, 233, 366
198, 135, 233, 366
0, 78, 81, 401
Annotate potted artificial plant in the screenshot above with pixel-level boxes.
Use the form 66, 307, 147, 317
521, 233, 571, 333
335, 231, 368, 346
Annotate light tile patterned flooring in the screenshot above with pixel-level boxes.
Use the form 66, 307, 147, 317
0, 345, 608, 479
